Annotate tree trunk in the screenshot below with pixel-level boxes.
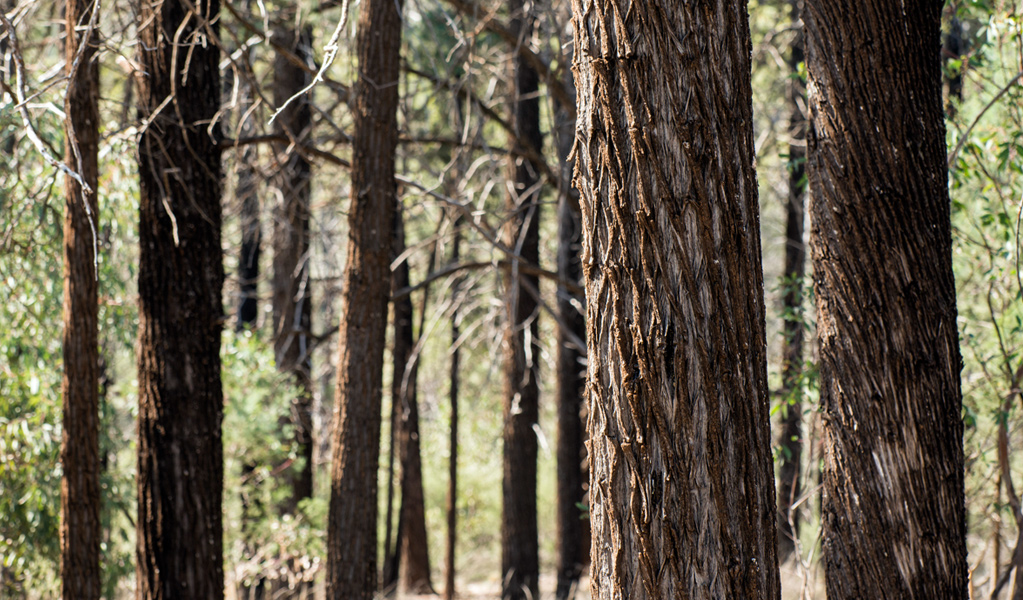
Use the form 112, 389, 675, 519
235, 82, 260, 331
554, 73, 587, 600
271, 24, 315, 512
391, 206, 435, 595
944, 4, 964, 117
135, 0, 225, 597
444, 218, 462, 600
325, 0, 403, 595
61, 1, 101, 597
776, 0, 806, 563
501, 2, 543, 599
571, 0, 780, 598
804, 1, 968, 596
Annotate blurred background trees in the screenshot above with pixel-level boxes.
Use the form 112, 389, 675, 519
1, 0, 1022, 598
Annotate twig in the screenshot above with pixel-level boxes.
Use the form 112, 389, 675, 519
948, 69, 1023, 168
268, 0, 350, 126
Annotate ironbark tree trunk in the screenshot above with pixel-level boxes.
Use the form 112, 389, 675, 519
271, 25, 315, 512
135, 0, 225, 597
61, 1, 101, 597
571, 0, 780, 597
805, 1, 968, 597
776, 0, 806, 563
325, 0, 403, 595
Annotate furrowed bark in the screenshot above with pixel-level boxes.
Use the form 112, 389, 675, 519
61, 0, 101, 596
804, 0, 968, 596
571, 0, 780, 597
325, 0, 403, 595
135, 0, 225, 596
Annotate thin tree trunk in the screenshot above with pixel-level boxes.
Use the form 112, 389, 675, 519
571, 0, 781, 597
554, 72, 587, 600
232, 13, 264, 598
235, 84, 260, 331
502, 1, 542, 598
325, 0, 403, 594
444, 218, 462, 600
944, 3, 964, 117
393, 205, 435, 595
776, 0, 806, 564
804, 1, 968, 596
271, 25, 315, 511
61, 0, 100, 596
135, 0, 225, 596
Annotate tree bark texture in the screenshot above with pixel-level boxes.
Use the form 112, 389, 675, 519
502, 1, 542, 598
135, 0, 225, 597
61, 0, 101, 597
325, 0, 403, 595
804, 1, 968, 597
571, 0, 780, 598
390, 206, 434, 595
555, 74, 589, 600
271, 25, 315, 511
776, 0, 806, 563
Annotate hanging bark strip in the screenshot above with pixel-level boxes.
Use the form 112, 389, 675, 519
61, 0, 101, 597
804, 0, 968, 596
571, 0, 780, 597
325, 0, 403, 595
135, 0, 225, 597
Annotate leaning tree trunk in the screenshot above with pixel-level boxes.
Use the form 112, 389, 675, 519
804, 1, 968, 597
61, 1, 101, 597
571, 0, 780, 598
776, 0, 806, 563
391, 205, 435, 595
501, 1, 543, 599
325, 0, 403, 595
271, 25, 314, 512
135, 0, 225, 597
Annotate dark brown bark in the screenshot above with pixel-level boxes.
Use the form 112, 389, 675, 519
391, 206, 435, 595
501, 1, 542, 599
804, 1, 968, 596
444, 218, 462, 600
271, 25, 315, 512
135, 0, 225, 597
325, 0, 403, 595
776, 0, 806, 563
571, 0, 780, 598
61, 0, 100, 597
554, 74, 588, 600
